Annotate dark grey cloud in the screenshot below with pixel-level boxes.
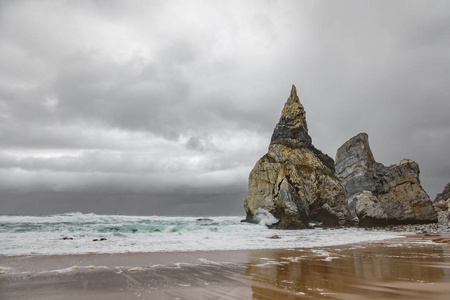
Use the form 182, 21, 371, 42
0, 0, 449, 215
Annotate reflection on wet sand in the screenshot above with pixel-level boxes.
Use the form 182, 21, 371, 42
247, 235, 450, 299
0, 235, 449, 299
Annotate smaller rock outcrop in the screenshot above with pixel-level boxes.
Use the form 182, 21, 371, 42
335, 133, 436, 226
433, 183, 450, 225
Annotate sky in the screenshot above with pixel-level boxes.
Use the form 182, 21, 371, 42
1, 0, 449, 216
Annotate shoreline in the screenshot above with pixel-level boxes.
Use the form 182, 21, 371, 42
1, 232, 450, 299
0, 226, 405, 257
3, 221, 449, 259
0, 228, 409, 260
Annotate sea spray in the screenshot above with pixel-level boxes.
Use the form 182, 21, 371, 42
253, 208, 278, 226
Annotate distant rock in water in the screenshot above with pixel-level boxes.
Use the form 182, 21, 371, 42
196, 218, 214, 222
335, 133, 436, 226
244, 85, 352, 229
433, 183, 450, 225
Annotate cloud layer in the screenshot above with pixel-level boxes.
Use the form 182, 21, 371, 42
1, 0, 449, 215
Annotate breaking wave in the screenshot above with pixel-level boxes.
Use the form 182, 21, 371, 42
0, 212, 402, 256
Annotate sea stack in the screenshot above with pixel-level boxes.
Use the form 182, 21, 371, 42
335, 133, 437, 226
433, 183, 450, 226
244, 85, 352, 229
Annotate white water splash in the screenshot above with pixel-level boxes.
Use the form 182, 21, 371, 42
253, 208, 278, 226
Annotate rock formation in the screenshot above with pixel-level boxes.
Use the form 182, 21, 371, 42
244, 85, 352, 229
433, 183, 450, 225
335, 133, 436, 226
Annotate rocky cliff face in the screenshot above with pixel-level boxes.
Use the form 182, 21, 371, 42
244, 85, 352, 229
433, 183, 450, 225
335, 133, 436, 226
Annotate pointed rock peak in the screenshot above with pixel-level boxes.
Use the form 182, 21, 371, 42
285, 84, 301, 108
270, 85, 311, 148
289, 84, 298, 100
281, 84, 305, 125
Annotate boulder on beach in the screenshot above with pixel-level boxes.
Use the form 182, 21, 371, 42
244, 85, 352, 229
335, 132, 437, 226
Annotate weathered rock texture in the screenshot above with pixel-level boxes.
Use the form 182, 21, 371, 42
335, 133, 437, 226
244, 85, 352, 229
433, 183, 450, 225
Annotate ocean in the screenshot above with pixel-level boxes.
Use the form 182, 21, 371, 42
0, 212, 403, 256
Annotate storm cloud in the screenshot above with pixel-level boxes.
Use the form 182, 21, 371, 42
1, 0, 449, 215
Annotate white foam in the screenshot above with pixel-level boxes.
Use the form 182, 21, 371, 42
39, 265, 108, 274
322, 256, 340, 262
198, 258, 220, 265
280, 257, 302, 262
0, 213, 403, 256
253, 208, 278, 226
0, 266, 11, 274
281, 280, 294, 284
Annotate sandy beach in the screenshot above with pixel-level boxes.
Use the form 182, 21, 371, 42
1, 233, 449, 299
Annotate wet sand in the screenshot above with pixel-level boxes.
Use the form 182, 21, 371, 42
1, 233, 450, 299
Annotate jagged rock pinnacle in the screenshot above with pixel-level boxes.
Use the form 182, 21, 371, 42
270, 85, 311, 148
244, 85, 352, 229
289, 84, 297, 101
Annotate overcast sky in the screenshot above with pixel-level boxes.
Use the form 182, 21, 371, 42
1, 0, 449, 216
